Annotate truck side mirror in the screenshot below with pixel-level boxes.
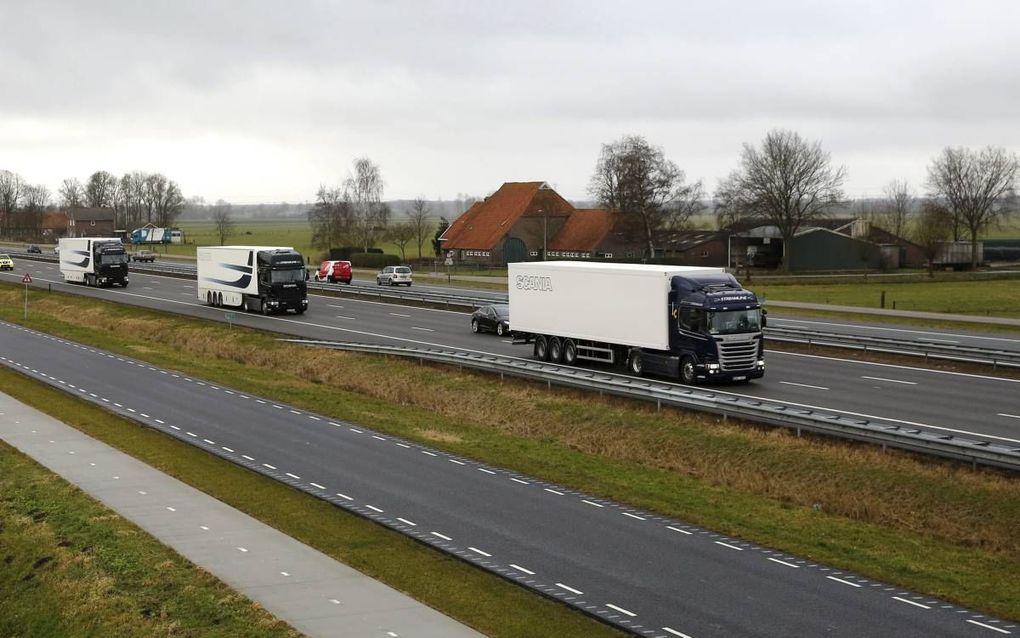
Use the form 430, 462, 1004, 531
761, 308, 768, 328
305, 269, 310, 281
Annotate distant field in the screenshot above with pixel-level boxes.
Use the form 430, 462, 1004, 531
165, 220, 435, 262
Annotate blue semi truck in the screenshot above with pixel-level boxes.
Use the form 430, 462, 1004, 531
507, 262, 765, 384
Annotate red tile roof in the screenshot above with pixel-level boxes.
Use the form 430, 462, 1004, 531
441, 182, 546, 250
547, 209, 615, 251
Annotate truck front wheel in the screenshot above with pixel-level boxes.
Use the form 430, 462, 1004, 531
534, 335, 549, 361
679, 356, 697, 385
628, 350, 643, 376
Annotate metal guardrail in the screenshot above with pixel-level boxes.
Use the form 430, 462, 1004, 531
766, 327, 1020, 369
286, 339, 1020, 472
10, 253, 1020, 368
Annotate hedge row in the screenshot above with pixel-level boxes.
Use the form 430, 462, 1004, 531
349, 252, 402, 268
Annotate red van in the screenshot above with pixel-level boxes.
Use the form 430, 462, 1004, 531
314, 260, 353, 284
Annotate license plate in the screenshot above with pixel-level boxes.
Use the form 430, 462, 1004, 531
732, 376, 746, 381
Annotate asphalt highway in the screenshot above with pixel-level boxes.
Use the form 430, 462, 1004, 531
3, 263, 1019, 448
1, 321, 1014, 637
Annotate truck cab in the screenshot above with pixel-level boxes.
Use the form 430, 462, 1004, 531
256, 249, 308, 314
669, 273, 765, 383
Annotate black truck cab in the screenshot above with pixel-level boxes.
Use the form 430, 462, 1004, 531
256, 249, 308, 314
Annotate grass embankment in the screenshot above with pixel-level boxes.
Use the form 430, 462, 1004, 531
0, 435, 299, 637
2, 283, 1019, 624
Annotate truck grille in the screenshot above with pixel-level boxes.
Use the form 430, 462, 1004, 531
715, 337, 759, 371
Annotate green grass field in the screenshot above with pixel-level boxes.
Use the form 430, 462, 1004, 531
1, 282, 1019, 626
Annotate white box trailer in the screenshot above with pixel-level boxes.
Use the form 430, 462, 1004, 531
508, 261, 765, 383
197, 246, 308, 314
58, 237, 129, 287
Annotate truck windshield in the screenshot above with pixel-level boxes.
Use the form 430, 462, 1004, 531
270, 268, 305, 283
707, 309, 761, 335
99, 253, 128, 265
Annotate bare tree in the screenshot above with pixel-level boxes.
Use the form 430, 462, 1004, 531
408, 196, 433, 258
308, 184, 354, 253
119, 172, 147, 228
85, 170, 118, 208
18, 184, 49, 239
143, 173, 185, 227
59, 177, 85, 209
387, 221, 416, 261
589, 135, 704, 258
926, 146, 1019, 269
212, 200, 235, 245
715, 129, 846, 272
914, 200, 954, 278
879, 180, 913, 239
0, 170, 23, 236
344, 157, 388, 251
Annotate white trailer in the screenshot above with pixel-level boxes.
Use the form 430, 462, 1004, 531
197, 246, 308, 314
58, 237, 130, 287
508, 261, 765, 383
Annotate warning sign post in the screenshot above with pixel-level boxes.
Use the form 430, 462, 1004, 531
22, 273, 31, 319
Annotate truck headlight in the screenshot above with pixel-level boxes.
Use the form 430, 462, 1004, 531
757, 359, 765, 368
707, 363, 720, 372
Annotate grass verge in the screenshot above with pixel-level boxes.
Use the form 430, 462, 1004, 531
2, 282, 1019, 624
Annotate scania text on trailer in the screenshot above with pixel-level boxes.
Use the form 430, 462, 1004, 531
508, 261, 765, 383
58, 237, 129, 288
197, 246, 308, 315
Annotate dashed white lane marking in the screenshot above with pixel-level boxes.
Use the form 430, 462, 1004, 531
242, 455, 254, 461
606, 603, 636, 617
280, 571, 290, 577
236, 547, 248, 553
421, 450, 437, 457
166, 507, 176, 512
893, 596, 930, 609
966, 619, 1011, 634
509, 563, 534, 575
222, 446, 234, 453
715, 541, 743, 551
372, 435, 386, 441
200, 526, 209, 531
662, 627, 694, 638
336, 315, 356, 320
622, 512, 645, 521
448, 458, 465, 465
431, 532, 452, 541
310, 482, 326, 490
510, 477, 529, 485
396, 518, 417, 526
412, 326, 434, 332
349, 428, 362, 433
336, 493, 353, 501
285, 472, 301, 480
667, 526, 693, 535
779, 381, 830, 391
582, 500, 604, 508
468, 547, 491, 557
556, 582, 584, 595
998, 413, 1020, 420
389, 313, 411, 318
544, 488, 564, 495
263, 463, 277, 470
768, 557, 800, 568
477, 468, 496, 475
827, 576, 862, 588
365, 505, 383, 513
861, 375, 918, 386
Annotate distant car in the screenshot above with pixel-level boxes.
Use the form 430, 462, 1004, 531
0, 253, 13, 271
314, 260, 353, 284
376, 265, 412, 286
26, 245, 42, 254
471, 304, 511, 336
131, 250, 156, 262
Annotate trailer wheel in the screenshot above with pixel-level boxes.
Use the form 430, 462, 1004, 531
679, 356, 697, 385
548, 337, 563, 363
563, 340, 577, 365
534, 335, 549, 361
241, 298, 249, 312
206, 291, 213, 306
628, 350, 643, 376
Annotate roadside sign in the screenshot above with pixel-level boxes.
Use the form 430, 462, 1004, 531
22, 273, 32, 284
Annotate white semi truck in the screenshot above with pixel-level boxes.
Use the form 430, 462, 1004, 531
197, 246, 308, 315
508, 261, 765, 383
58, 237, 130, 287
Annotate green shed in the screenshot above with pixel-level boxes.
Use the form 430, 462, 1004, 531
789, 228, 883, 272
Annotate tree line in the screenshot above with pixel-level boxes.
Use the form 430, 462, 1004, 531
589, 132, 1018, 271
0, 169, 187, 239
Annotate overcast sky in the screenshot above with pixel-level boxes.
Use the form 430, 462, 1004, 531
2, 0, 1018, 205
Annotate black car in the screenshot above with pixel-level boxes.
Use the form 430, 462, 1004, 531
470, 304, 511, 336
26, 245, 42, 254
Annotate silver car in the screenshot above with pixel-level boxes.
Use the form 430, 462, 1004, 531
376, 265, 413, 286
